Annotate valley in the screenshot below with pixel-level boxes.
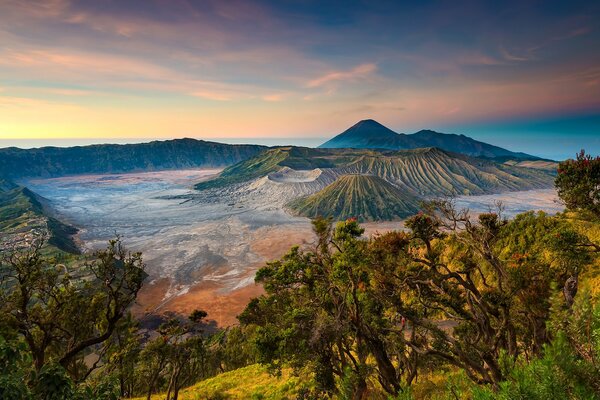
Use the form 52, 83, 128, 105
0, 122, 564, 329
22, 167, 562, 326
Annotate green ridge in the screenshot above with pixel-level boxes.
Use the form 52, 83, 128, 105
0, 182, 79, 254
288, 174, 420, 221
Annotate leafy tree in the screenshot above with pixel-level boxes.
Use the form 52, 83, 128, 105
240, 218, 413, 398
471, 293, 600, 399
101, 314, 142, 398
556, 150, 600, 217
0, 237, 145, 391
241, 207, 596, 398
139, 310, 215, 400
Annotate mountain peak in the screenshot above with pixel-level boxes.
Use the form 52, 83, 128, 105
318, 119, 402, 150
320, 121, 538, 160
353, 119, 386, 128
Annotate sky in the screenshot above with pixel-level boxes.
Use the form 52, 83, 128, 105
0, 0, 599, 159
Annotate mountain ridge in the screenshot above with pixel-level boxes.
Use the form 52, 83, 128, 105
0, 138, 267, 179
195, 145, 554, 220
319, 119, 541, 160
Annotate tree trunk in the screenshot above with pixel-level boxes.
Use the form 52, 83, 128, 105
564, 275, 578, 309
352, 377, 367, 400
367, 337, 402, 395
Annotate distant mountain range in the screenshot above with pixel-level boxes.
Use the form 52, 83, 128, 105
0, 120, 557, 223
0, 120, 549, 181
288, 174, 420, 221
319, 119, 540, 160
0, 139, 266, 179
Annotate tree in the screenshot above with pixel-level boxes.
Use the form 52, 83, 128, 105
240, 218, 414, 398
138, 310, 214, 400
556, 150, 600, 217
241, 207, 595, 397
0, 237, 145, 382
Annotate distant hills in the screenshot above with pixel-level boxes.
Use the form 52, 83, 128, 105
0, 121, 547, 182
0, 138, 266, 179
289, 174, 420, 221
319, 119, 540, 160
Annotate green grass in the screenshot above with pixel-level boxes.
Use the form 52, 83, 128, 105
132, 364, 307, 400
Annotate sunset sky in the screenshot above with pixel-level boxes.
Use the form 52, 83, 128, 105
0, 0, 599, 159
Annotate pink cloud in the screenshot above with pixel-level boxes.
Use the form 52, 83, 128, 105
307, 63, 377, 88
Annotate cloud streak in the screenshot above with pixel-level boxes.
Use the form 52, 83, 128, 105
307, 64, 378, 88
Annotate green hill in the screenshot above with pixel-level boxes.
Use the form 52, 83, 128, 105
0, 182, 78, 254
288, 174, 420, 221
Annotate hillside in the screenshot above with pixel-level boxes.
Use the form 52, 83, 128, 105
289, 174, 420, 221
134, 364, 304, 400
319, 119, 540, 160
0, 138, 267, 179
197, 146, 554, 197
342, 147, 553, 196
0, 182, 78, 253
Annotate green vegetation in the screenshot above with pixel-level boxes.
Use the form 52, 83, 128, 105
288, 174, 420, 221
0, 182, 79, 254
132, 364, 306, 400
556, 149, 600, 217
240, 208, 599, 398
0, 238, 145, 399
0, 151, 597, 399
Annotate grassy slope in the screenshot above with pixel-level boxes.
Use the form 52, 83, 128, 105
132, 364, 305, 400
289, 174, 420, 221
195, 147, 291, 190
0, 183, 79, 254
